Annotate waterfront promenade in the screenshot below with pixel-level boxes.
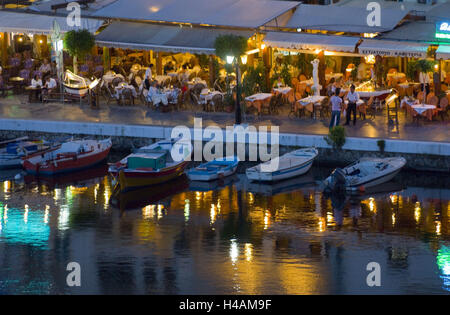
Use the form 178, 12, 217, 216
0, 95, 448, 143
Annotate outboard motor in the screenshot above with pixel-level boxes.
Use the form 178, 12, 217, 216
327, 168, 347, 192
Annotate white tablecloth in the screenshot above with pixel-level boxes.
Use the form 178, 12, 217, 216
298, 95, 325, 106
344, 99, 365, 106
103, 73, 125, 85
155, 75, 171, 84
114, 84, 137, 99
200, 91, 224, 104
411, 104, 436, 115
273, 87, 292, 95
245, 93, 273, 102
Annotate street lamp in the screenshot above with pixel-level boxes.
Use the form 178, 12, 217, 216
227, 55, 243, 125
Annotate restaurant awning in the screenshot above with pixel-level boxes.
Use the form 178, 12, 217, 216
284, 4, 408, 34
0, 10, 103, 34
95, 22, 254, 54
358, 39, 430, 58
92, 0, 299, 29
263, 31, 360, 53
436, 45, 450, 60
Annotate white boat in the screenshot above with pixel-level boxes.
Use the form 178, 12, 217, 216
324, 157, 406, 191
187, 156, 239, 181
246, 148, 318, 182
63, 70, 99, 97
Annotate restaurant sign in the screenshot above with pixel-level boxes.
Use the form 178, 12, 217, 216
436, 22, 450, 40
359, 48, 425, 58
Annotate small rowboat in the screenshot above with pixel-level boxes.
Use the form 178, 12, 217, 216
23, 139, 112, 176
187, 156, 239, 181
109, 138, 191, 193
324, 157, 406, 191
0, 139, 58, 170
246, 148, 318, 182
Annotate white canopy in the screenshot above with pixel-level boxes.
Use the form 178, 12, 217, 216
0, 10, 103, 34
358, 39, 430, 58
263, 31, 360, 53
285, 4, 408, 34
436, 46, 450, 60
92, 0, 299, 28
96, 22, 254, 54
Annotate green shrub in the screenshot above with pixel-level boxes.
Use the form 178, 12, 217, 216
325, 126, 346, 150
214, 35, 248, 62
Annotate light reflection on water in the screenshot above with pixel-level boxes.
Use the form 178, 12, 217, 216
0, 165, 449, 295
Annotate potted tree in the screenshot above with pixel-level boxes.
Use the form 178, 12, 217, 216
63, 29, 95, 74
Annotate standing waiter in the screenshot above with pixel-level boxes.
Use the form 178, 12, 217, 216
344, 84, 360, 126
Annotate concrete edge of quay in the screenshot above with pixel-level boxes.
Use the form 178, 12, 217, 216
0, 118, 449, 172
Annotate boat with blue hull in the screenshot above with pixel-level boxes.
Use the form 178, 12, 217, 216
187, 156, 239, 181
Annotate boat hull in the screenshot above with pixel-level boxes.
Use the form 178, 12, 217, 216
187, 165, 238, 181
23, 146, 111, 176
346, 168, 402, 190
63, 84, 89, 97
115, 161, 189, 192
246, 159, 314, 182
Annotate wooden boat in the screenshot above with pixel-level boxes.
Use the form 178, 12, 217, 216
109, 138, 191, 193
246, 148, 318, 182
187, 156, 239, 181
63, 70, 99, 97
324, 157, 406, 191
0, 139, 58, 170
23, 139, 112, 176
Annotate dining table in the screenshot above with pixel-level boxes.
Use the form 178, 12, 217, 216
114, 83, 137, 100
154, 75, 171, 85
9, 76, 25, 94
245, 93, 273, 114
297, 95, 326, 118
401, 97, 437, 121
188, 78, 207, 89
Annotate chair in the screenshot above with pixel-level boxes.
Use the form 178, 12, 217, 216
210, 93, 224, 112
438, 97, 449, 121
104, 85, 118, 105
299, 74, 307, 82
319, 97, 330, 118
261, 95, 275, 115
111, 77, 123, 87
427, 95, 439, 106
417, 91, 426, 104
24, 59, 34, 70
120, 88, 134, 106
0, 76, 13, 97
366, 96, 376, 120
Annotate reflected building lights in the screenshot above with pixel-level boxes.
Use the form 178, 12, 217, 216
24, 204, 29, 224
44, 205, 50, 224
58, 205, 70, 231
3, 204, 8, 222
94, 184, 99, 204
415, 202, 421, 223
230, 239, 238, 264
210, 204, 216, 225
369, 197, 376, 213
4, 181, 10, 193
264, 211, 270, 230
54, 188, 61, 202
318, 217, 326, 232
157, 204, 164, 220
436, 221, 442, 236
244, 243, 253, 262
392, 213, 396, 226
184, 199, 190, 222
142, 205, 155, 220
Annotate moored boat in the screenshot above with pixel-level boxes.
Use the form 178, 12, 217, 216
109, 138, 191, 193
324, 157, 407, 192
63, 70, 99, 97
187, 156, 239, 181
0, 139, 58, 170
23, 139, 112, 176
246, 148, 318, 182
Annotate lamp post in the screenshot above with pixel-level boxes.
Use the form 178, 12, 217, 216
227, 54, 247, 125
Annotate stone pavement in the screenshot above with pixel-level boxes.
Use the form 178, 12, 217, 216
0, 94, 448, 143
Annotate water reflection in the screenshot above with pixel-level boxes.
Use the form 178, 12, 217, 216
0, 165, 449, 294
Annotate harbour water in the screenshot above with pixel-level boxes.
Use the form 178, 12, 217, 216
0, 164, 449, 295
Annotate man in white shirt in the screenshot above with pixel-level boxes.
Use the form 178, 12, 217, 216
329, 88, 343, 129
344, 84, 360, 126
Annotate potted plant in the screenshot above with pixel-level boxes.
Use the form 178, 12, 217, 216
63, 29, 95, 74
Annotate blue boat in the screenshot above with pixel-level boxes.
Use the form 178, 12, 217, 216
187, 156, 239, 181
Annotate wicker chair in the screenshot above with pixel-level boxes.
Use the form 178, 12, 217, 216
120, 88, 134, 106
